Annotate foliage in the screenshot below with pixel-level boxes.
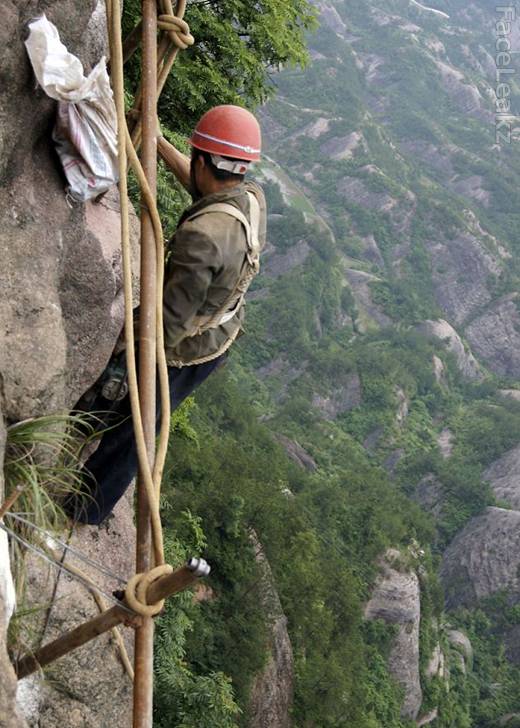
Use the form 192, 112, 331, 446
142, 0, 520, 725
154, 525, 242, 728
4, 413, 97, 537
122, 0, 317, 137
3, 412, 99, 654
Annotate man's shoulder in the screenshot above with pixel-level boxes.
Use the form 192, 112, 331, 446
244, 179, 264, 200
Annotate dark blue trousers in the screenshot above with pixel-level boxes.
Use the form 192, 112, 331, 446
67, 356, 224, 525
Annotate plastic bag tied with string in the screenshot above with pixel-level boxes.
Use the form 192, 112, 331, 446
24, 15, 118, 202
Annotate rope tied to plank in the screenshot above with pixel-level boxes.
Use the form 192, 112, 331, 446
124, 564, 174, 616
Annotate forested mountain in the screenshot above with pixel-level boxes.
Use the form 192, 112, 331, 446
157, 1, 520, 726
3, 1, 520, 727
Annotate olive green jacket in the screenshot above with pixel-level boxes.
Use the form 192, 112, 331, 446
163, 180, 266, 367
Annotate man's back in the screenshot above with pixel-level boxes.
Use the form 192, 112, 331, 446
163, 180, 266, 367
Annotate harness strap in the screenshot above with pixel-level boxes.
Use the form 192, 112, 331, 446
183, 191, 261, 334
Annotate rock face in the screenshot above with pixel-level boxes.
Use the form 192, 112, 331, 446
276, 434, 317, 472
343, 268, 392, 329
312, 372, 362, 420
0, 2, 141, 420
18, 498, 135, 727
441, 507, 520, 609
0, 445, 27, 728
437, 428, 454, 459
484, 444, 520, 509
414, 475, 444, 518
465, 296, 520, 378
417, 319, 482, 381
364, 549, 422, 720
426, 232, 501, 327
0, 2, 138, 725
319, 131, 365, 161
248, 536, 294, 728
263, 239, 311, 279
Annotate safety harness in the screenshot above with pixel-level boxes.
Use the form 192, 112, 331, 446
184, 189, 261, 335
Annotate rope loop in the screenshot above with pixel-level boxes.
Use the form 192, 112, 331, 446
157, 14, 194, 49
125, 564, 174, 617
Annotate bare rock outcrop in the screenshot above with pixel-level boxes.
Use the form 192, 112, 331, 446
426, 232, 501, 326
451, 175, 490, 207
434, 59, 483, 116
263, 239, 311, 279
437, 428, 454, 459
276, 435, 317, 472
359, 234, 385, 268
465, 296, 520, 378
312, 372, 362, 420
426, 643, 445, 679
448, 630, 473, 669
343, 269, 392, 329
483, 444, 520, 509
417, 708, 439, 727
339, 176, 397, 214
414, 474, 444, 518
441, 507, 520, 609
365, 549, 422, 720
319, 132, 365, 161
248, 536, 293, 728
399, 141, 455, 177
417, 319, 482, 381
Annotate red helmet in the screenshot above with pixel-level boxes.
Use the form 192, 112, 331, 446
189, 105, 261, 162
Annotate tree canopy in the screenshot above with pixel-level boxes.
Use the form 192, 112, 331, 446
122, 0, 317, 134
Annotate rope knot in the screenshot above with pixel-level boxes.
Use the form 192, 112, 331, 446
157, 15, 194, 50
125, 564, 174, 617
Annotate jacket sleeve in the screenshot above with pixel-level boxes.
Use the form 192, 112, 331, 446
163, 221, 223, 350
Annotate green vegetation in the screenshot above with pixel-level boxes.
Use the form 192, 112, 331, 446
4, 413, 96, 543
119, 0, 520, 725
157, 376, 430, 727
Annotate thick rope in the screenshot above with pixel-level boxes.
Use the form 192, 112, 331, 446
107, 0, 177, 568
104, 0, 195, 626
130, 0, 194, 150
124, 564, 173, 617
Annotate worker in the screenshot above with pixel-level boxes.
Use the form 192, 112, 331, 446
65, 105, 266, 525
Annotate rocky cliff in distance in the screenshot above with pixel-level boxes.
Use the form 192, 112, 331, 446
254, 0, 520, 722
365, 549, 422, 721
248, 534, 294, 728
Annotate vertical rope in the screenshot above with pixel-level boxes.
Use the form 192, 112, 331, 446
104, 0, 193, 566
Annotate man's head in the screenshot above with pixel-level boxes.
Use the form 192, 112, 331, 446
189, 105, 261, 198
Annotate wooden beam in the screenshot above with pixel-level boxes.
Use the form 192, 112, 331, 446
15, 560, 209, 680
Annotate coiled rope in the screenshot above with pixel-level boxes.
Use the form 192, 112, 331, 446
127, 0, 194, 150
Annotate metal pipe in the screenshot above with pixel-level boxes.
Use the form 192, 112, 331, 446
15, 559, 209, 680
134, 0, 158, 726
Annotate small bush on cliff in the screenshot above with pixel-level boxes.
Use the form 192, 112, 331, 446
3, 412, 99, 604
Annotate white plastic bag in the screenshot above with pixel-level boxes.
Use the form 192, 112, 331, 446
25, 15, 118, 202
0, 528, 16, 624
